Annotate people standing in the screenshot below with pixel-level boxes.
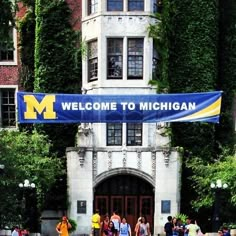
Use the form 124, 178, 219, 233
177, 218, 184, 236
184, 218, 191, 236
110, 210, 121, 236
56, 216, 72, 236
139, 216, 151, 236
186, 219, 199, 236
101, 214, 110, 236
135, 217, 142, 236
104, 221, 116, 236
173, 217, 179, 236
119, 217, 131, 236
11, 226, 19, 236
164, 216, 174, 236
92, 209, 101, 236
222, 227, 231, 236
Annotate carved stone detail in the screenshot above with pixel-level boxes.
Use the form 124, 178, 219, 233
77, 147, 86, 166
151, 151, 156, 180
162, 147, 171, 166
137, 150, 141, 169
93, 151, 97, 178
78, 123, 93, 136
156, 122, 167, 136
123, 157, 127, 167
108, 151, 112, 170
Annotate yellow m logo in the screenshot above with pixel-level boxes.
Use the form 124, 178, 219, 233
24, 95, 56, 119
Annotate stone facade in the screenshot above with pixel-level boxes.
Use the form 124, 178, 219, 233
66, 1, 181, 236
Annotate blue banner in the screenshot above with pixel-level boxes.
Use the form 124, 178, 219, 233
17, 91, 222, 123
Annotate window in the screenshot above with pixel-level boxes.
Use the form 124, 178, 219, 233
107, 0, 123, 11
88, 0, 98, 15
107, 123, 142, 146
88, 40, 98, 82
128, 0, 144, 11
153, 0, 162, 13
107, 38, 123, 79
0, 89, 16, 128
107, 123, 122, 145
128, 39, 143, 79
0, 27, 14, 62
127, 123, 142, 146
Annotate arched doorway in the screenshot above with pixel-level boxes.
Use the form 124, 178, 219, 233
94, 174, 154, 233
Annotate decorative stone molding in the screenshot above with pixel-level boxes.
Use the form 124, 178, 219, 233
151, 151, 156, 180
123, 156, 127, 167
156, 122, 167, 136
108, 151, 112, 170
162, 147, 171, 166
137, 150, 141, 169
77, 147, 86, 166
78, 123, 93, 136
122, 144, 127, 159
92, 151, 97, 178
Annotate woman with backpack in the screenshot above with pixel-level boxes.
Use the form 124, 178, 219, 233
119, 217, 131, 236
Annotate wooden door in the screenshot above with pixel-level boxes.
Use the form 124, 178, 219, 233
140, 196, 153, 233
125, 196, 137, 232
111, 196, 124, 217
95, 196, 108, 217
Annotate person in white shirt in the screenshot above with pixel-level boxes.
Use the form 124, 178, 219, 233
119, 217, 131, 236
186, 220, 199, 236
11, 226, 19, 236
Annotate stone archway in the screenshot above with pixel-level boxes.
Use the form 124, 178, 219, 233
93, 169, 155, 233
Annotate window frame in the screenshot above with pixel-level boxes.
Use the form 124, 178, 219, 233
126, 123, 142, 146
107, 0, 123, 11
0, 27, 17, 65
88, 0, 98, 15
127, 38, 144, 80
88, 40, 98, 82
107, 123, 123, 146
128, 0, 144, 11
0, 88, 16, 128
107, 38, 123, 80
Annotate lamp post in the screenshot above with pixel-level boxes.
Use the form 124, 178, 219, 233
19, 179, 36, 231
210, 179, 228, 232
0, 164, 4, 174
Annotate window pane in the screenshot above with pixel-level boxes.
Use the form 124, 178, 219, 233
128, 39, 143, 79
107, 39, 123, 79
1, 89, 16, 127
88, 41, 98, 82
127, 123, 142, 146
107, 0, 123, 11
107, 123, 122, 146
88, 0, 98, 15
153, 0, 163, 13
128, 0, 144, 11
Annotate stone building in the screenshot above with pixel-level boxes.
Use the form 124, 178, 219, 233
0, 1, 181, 235
66, 1, 181, 235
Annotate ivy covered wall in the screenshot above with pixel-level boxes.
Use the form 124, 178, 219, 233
151, 0, 236, 220
18, 0, 82, 210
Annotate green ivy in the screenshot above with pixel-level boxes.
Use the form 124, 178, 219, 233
34, 0, 81, 93
33, 0, 82, 210
150, 0, 236, 221
18, 7, 35, 91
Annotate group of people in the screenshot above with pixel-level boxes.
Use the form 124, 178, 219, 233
164, 216, 231, 236
164, 216, 202, 236
11, 226, 29, 236
92, 209, 151, 236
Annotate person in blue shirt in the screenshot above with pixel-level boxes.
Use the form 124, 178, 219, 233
222, 227, 231, 236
